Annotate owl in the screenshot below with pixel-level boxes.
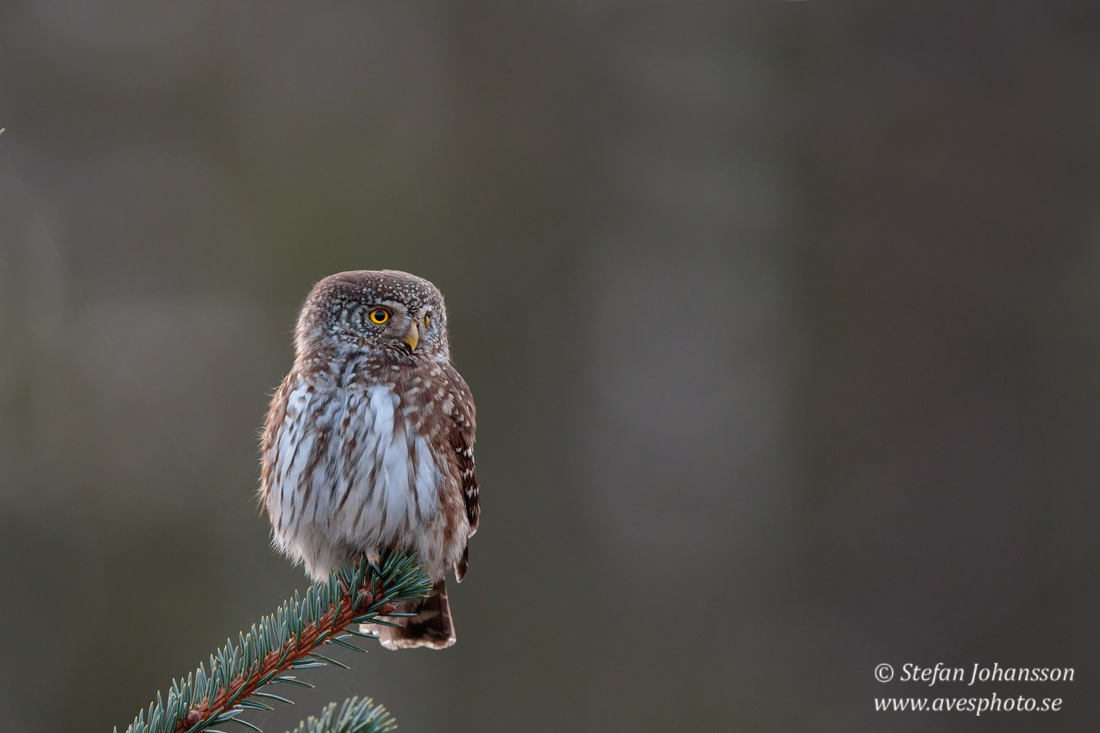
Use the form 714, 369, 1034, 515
260, 270, 479, 650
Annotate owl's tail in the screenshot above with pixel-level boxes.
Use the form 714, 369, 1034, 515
368, 579, 456, 650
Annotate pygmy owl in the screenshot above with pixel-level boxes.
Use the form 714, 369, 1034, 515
260, 270, 479, 649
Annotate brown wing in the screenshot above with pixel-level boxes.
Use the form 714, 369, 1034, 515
445, 365, 479, 582
452, 424, 479, 534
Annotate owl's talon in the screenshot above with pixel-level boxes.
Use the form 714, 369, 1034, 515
367, 552, 383, 577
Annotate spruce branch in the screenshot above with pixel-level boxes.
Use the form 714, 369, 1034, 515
285, 697, 395, 733
117, 551, 431, 733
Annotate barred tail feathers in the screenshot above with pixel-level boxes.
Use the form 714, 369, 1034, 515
368, 578, 456, 650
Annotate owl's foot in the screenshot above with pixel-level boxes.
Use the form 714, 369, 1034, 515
367, 551, 383, 577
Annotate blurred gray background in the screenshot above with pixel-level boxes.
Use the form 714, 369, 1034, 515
2, 2, 1098, 731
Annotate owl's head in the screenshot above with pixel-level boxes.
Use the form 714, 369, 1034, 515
295, 270, 450, 365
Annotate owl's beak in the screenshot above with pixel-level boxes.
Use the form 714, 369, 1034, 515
402, 322, 420, 351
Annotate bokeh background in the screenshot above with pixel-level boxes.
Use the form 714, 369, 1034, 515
2, 2, 1099, 731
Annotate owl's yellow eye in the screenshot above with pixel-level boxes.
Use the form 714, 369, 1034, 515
369, 308, 389, 324
424, 315, 431, 327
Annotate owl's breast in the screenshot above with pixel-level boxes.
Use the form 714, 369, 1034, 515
266, 377, 450, 554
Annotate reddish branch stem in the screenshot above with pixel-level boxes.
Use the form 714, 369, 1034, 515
172, 580, 397, 733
